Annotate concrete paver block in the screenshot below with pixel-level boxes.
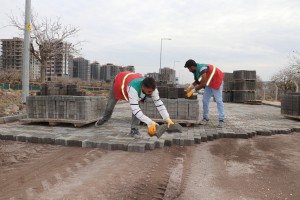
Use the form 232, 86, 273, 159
128, 143, 146, 153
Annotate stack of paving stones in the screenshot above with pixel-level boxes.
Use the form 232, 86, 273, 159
281, 92, 300, 118
25, 83, 106, 125
141, 93, 200, 122
222, 70, 256, 103
232, 70, 256, 103
223, 73, 234, 102
27, 96, 106, 121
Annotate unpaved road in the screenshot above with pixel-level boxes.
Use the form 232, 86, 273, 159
1, 133, 300, 200
177, 133, 300, 200
0, 140, 190, 200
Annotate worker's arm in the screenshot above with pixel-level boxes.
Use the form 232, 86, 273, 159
127, 86, 152, 125
195, 73, 207, 90
151, 89, 170, 120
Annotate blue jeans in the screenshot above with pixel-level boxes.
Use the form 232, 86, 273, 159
202, 81, 224, 121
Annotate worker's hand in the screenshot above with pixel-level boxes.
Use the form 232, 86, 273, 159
148, 121, 159, 136
165, 118, 174, 128
186, 84, 194, 93
186, 88, 195, 97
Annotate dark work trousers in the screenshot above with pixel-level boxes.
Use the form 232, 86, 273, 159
101, 81, 140, 129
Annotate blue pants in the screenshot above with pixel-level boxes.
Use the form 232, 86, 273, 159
202, 81, 224, 121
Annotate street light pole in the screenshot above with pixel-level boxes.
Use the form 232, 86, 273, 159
22, 0, 31, 103
159, 38, 171, 72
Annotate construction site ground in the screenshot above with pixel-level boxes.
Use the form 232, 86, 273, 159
0, 96, 300, 199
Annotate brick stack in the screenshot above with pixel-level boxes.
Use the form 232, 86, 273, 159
26, 83, 107, 124
281, 93, 300, 117
223, 73, 234, 102
140, 98, 200, 121
232, 70, 256, 103
27, 96, 106, 121
39, 83, 85, 96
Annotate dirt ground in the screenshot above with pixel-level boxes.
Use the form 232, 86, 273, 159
1, 133, 300, 200
0, 140, 191, 200
177, 133, 300, 200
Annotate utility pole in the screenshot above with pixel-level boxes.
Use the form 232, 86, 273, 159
22, 0, 31, 103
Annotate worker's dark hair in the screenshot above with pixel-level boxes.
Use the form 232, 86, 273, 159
184, 59, 197, 68
142, 77, 156, 90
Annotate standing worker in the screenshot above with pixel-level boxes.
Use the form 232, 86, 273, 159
95, 71, 174, 137
184, 59, 225, 128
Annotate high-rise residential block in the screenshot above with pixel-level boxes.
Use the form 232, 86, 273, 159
73, 57, 90, 81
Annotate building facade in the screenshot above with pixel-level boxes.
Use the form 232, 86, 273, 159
119, 65, 135, 72
46, 42, 73, 80
100, 63, 120, 82
73, 57, 90, 81
90, 61, 101, 81
0, 37, 24, 71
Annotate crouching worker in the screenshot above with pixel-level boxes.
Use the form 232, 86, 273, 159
95, 71, 174, 137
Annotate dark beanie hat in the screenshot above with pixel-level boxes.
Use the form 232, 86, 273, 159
184, 59, 197, 68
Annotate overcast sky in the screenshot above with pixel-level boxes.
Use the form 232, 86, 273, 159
1, 0, 300, 83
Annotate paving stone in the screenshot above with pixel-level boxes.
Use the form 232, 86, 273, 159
128, 143, 146, 153
292, 127, 300, 132
66, 139, 82, 147
41, 137, 55, 144
144, 141, 155, 150
155, 139, 165, 148
27, 136, 40, 143
173, 138, 181, 145
164, 139, 173, 146
194, 136, 201, 144
16, 135, 27, 142
0, 134, 16, 141
184, 138, 194, 146
55, 138, 66, 146
82, 140, 98, 148
207, 134, 214, 141
201, 135, 208, 142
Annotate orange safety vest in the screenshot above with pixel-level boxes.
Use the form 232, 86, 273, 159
205, 64, 224, 90
114, 71, 144, 100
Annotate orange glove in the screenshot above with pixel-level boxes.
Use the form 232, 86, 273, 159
165, 118, 174, 128
148, 121, 159, 136
186, 88, 195, 97
186, 84, 194, 93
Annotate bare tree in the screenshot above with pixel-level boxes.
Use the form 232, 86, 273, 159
9, 13, 81, 83
0, 69, 22, 84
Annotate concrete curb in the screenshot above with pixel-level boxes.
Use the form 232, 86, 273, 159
0, 114, 27, 124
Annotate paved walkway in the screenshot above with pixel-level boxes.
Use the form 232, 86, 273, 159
0, 98, 299, 153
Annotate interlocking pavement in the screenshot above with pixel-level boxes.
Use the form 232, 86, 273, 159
0, 97, 299, 153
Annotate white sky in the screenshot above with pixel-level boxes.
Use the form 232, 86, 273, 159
1, 0, 300, 83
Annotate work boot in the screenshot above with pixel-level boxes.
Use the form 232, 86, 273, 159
217, 120, 224, 128
95, 118, 108, 127
200, 118, 209, 125
129, 128, 142, 139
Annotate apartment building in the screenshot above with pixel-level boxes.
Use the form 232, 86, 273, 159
100, 63, 120, 82
1, 37, 24, 70
1, 37, 41, 80
73, 57, 90, 81
119, 65, 135, 72
90, 61, 101, 81
46, 42, 73, 80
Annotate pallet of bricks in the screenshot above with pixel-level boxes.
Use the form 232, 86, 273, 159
281, 92, 300, 120
222, 70, 257, 103
23, 83, 106, 127
140, 86, 200, 125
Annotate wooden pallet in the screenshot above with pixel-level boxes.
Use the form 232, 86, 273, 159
151, 118, 200, 127
244, 100, 262, 105
283, 114, 300, 120
21, 118, 98, 127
